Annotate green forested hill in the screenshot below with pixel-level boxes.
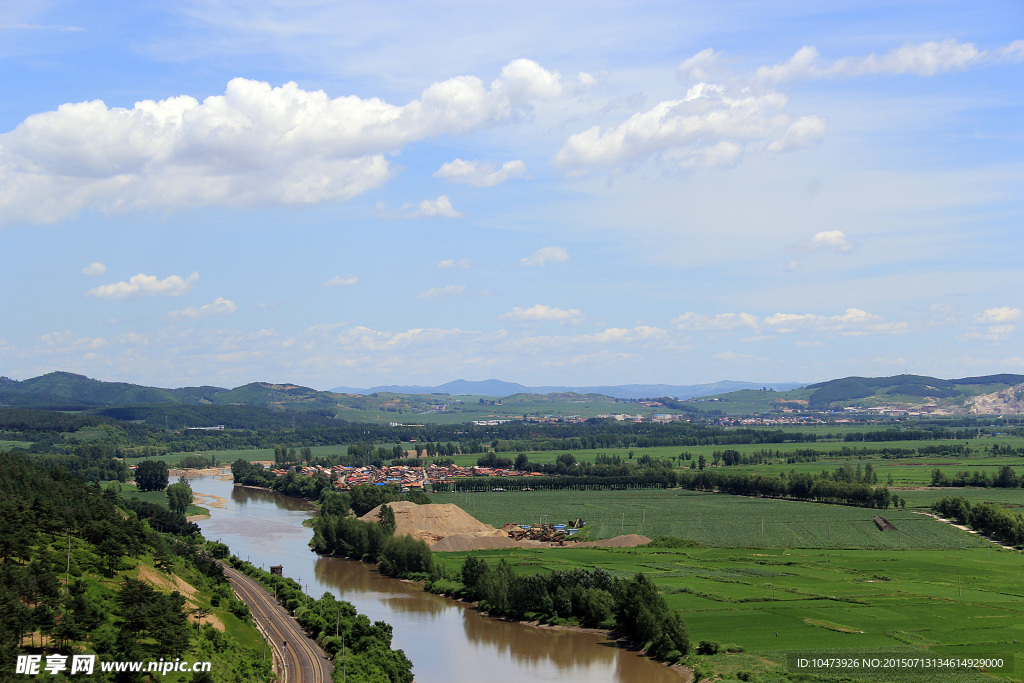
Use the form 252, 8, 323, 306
802, 373, 1024, 409
0, 452, 272, 681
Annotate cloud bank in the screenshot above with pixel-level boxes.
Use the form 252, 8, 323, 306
0, 59, 564, 226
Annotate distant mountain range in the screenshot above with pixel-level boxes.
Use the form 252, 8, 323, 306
5, 371, 1024, 416
330, 379, 806, 400
0, 371, 803, 408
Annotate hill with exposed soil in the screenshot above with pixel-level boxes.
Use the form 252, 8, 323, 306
968, 383, 1024, 415
360, 502, 651, 551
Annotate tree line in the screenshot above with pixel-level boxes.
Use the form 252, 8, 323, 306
932, 496, 1024, 547
930, 465, 1023, 488
428, 557, 690, 664
454, 465, 903, 509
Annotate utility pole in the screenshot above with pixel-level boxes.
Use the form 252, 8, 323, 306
64, 529, 72, 596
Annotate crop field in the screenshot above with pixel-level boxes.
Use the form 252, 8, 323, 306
435, 543, 1024, 681
333, 392, 650, 424
898, 487, 1024, 510
440, 488, 989, 550
482, 435, 1024, 484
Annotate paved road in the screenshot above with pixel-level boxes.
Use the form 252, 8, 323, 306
223, 564, 333, 683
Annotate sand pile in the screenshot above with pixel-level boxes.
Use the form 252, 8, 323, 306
431, 534, 543, 552
360, 502, 498, 546
361, 502, 653, 551
574, 534, 651, 548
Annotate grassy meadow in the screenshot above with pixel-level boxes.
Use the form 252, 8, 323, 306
439, 488, 989, 550
435, 541, 1024, 681
103, 481, 209, 517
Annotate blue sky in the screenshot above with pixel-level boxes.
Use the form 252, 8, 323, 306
1, 1, 1022, 390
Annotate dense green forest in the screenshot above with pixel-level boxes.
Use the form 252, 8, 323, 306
0, 451, 267, 681
0, 452, 415, 682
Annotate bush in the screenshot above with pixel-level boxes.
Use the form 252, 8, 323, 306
229, 598, 250, 620
424, 579, 462, 596
696, 640, 720, 655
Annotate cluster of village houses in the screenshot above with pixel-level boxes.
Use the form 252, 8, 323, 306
265, 462, 546, 490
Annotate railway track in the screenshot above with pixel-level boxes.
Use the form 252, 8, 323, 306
222, 565, 332, 683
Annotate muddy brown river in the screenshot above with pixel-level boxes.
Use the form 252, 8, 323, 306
191, 475, 682, 682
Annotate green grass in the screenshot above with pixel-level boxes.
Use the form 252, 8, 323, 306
440, 488, 988, 550
104, 481, 209, 517
486, 435, 1024, 486
0, 440, 33, 450
435, 544, 1024, 680
898, 487, 1024, 509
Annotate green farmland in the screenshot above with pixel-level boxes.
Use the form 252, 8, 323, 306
440, 488, 990, 550
435, 542, 1024, 681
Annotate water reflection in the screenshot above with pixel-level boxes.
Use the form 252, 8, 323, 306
231, 484, 316, 511
194, 476, 682, 683
313, 557, 449, 617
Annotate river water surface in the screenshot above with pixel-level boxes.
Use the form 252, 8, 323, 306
191, 475, 682, 683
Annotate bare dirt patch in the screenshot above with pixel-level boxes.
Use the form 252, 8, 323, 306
136, 564, 225, 631
359, 502, 652, 551
170, 466, 232, 477
192, 492, 228, 509
360, 502, 499, 546
574, 534, 651, 548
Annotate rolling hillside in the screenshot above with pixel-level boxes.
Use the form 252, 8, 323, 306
692, 373, 1024, 414
4, 371, 1024, 419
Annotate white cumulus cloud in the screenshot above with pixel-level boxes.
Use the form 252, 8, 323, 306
373, 195, 463, 219
500, 304, 584, 323
86, 272, 198, 299
0, 59, 564, 226
433, 159, 528, 187
168, 297, 238, 319
520, 246, 569, 266
677, 48, 719, 81
807, 230, 853, 252
976, 307, 1021, 324
437, 258, 470, 269
767, 116, 826, 152
756, 39, 1020, 82
81, 262, 106, 276
675, 308, 904, 336
552, 83, 819, 169
323, 275, 359, 287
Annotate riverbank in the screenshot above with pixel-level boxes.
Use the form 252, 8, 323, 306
412, 576, 693, 681
197, 476, 685, 683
